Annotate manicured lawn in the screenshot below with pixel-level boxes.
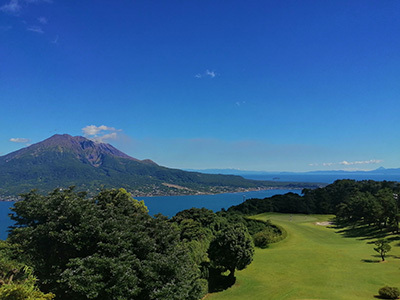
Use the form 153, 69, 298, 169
206, 213, 400, 300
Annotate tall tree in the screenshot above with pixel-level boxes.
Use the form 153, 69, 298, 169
208, 224, 254, 279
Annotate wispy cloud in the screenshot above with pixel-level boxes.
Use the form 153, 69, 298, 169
195, 69, 218, 79
82, 125, 122, 143
10, 137, 30, 144
0, 0, 21, 14
235, 101, 246, 107
1, 0, 52, 18
339, 159, 383, 166
310, 159, 383, 167
27, 25, 43, 33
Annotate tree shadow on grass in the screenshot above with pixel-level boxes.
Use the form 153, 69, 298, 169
362, 259, 381, 263
373, 295, 400, 299
387, 236, 400, 244
335, 224, 393, 241
362, 254, 398, 263
208, 269, 236, 293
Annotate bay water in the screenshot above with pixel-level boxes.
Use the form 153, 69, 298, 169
0, 189, 298, 240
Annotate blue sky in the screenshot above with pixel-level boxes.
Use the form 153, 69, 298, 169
1, 0, 399, 172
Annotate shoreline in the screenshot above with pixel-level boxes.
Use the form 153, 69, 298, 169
0, 185, 307, 201
132, 186, 303, 198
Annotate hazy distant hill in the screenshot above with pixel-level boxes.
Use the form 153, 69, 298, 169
0, 134, 318, 199
189, 167, 400, 176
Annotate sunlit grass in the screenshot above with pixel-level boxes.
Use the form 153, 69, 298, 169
206, 213, 400, 300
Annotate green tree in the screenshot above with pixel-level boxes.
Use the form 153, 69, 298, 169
208, 224, 254, 279
374, 239, 391, 261
0, 241, 54, 300
9, 188, 201, 300
375, 189, 397, 229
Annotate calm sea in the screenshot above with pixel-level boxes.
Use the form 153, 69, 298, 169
0, 189, 299, 240
242, 173, 400, 183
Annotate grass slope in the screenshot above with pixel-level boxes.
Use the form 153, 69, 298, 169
206, 213, 400, 300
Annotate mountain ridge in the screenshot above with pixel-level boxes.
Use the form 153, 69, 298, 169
0, 134, 319, 199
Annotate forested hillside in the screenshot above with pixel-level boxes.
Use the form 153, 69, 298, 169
229, 179, 400, 232
0, 134, 319, 199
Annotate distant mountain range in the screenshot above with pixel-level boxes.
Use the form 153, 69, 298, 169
187, 167, 400, 176
0, 134, 320, 199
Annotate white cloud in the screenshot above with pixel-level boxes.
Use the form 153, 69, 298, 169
195, 69, 218, 79
82, 125, 118, 136
311, 159, 384, 168
339, 159, 383, 166
92, 133, 118, 143
27, 25, 43, 33
0, 0, 21, 14
10, 137, 30, 143
206, 70, 216, 78
82, 125, 121, 143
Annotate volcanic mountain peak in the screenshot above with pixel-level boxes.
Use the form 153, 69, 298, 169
1, 134, 142, 166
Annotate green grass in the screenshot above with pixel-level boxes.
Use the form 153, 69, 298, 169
206, 213, 400, 300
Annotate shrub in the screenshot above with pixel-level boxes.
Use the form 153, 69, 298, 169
253, 224, 287, 248
253, 230, 273, 248
379, 286, 400, 299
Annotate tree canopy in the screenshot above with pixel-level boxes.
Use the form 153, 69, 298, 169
9, 188, 202, 300
374, 239, 391, 262
208, 224, 254, 279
